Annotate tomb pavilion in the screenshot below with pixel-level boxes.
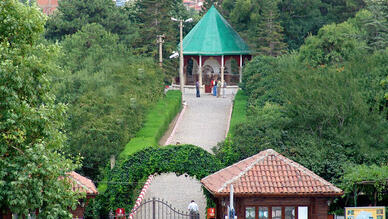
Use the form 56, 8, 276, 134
181, 6, 251, 93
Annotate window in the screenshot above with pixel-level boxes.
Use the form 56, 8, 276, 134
259, 207, 269, 219
285, 207, 295, 219
246, 207, 256, 219
245, 206, 309, 219
298, 207, 308, 219
272, 207, 282, 219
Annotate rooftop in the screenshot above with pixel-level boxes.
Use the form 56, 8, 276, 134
67, 171, 98, 196
182, 5, 250, 55
201, 149, 343, 196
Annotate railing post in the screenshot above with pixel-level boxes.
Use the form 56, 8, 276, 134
153, 197, 156, 219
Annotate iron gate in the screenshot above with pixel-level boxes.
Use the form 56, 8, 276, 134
130, 197, 194, 219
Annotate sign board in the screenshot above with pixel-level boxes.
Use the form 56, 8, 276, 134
207, 208, 216, 218
115, 208, 125, 216
345, 207, 385, 219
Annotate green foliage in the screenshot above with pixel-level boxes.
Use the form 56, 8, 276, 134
52, 23, 164, 180
341, 164, 388, 206
216, 37, 388, 183
45, 0, 138, 44
0, 1, 80, 217
94, 145, 223, 216
219, 0, 365, 50
119, 90, 182, 158
253, 0, 287, 56
228, 90, 248, 136
299, 21, 364, 66
354, 1, 388, 51
130, 0, 192, 81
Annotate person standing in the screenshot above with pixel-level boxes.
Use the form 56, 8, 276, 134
217, 80, 221, 98
196, 81, 200, 97
213, 79, 217, 96
188, 200, 199, 219
210, 79, 214, 95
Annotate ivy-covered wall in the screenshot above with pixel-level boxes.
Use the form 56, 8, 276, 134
92, 145, 223, 216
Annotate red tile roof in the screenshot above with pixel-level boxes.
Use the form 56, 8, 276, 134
201, 149, 343, 196
67, 171, 98, 195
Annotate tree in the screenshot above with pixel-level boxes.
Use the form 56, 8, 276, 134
201, 0, 223, 14
277, 0, 324, 50
299, 21, 364, 66
131, 0, 191, 82
0, 1, 80, 217
45, 0, 138, 44
357, 0, 388, 51
53, 23, 164, 180
254, 0, 287, 56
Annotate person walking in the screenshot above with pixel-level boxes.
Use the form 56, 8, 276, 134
188, 200, 199, 219
195, 81, 200, 97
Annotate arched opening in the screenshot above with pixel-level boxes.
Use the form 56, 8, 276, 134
98, 145, 222, 217
225, 57, 240, 85
185, 57, 198, 85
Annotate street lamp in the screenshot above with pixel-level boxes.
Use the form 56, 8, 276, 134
171, 17, 193, 93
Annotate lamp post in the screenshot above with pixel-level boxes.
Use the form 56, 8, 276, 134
171, 17, 193, 93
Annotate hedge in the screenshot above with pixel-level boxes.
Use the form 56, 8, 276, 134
118, 90, 182, 158
228, 89, 248, 137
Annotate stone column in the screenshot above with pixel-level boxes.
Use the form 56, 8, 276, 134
239, 54, 243, 83
221, 55, 225, 85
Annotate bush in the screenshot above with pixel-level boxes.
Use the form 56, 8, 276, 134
118, 90, 182, 158
228, 90, 248, 137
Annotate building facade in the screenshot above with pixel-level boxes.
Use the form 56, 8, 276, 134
201, 149, 343, 219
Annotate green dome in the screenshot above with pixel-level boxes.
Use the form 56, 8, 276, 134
182, 6, 250, 55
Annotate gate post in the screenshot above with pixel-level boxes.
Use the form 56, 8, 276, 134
152, 197, 156, 219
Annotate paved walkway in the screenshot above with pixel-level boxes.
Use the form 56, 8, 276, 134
144, 93, 234, 218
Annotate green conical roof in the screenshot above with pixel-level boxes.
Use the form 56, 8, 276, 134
182, 6, 250, 55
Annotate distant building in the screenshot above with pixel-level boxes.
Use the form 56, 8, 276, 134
36, 0, 58, 15
183, 0, 203, 11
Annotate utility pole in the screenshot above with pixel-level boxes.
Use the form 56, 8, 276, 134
157, 34, 165, 67
179, 20, 184, 92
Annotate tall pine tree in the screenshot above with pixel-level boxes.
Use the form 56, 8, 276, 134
132, 0, 190, 81
254, 0, 287, 56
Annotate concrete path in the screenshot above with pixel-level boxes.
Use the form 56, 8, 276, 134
144, 93, 234, 218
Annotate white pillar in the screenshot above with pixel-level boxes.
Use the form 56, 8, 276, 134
239, 54, 243, 83
221, 55, 225, 85
199, 55, 202, 87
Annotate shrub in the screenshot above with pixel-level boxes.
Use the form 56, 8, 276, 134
228, 90, 248, 137
118, 90, 182, 159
